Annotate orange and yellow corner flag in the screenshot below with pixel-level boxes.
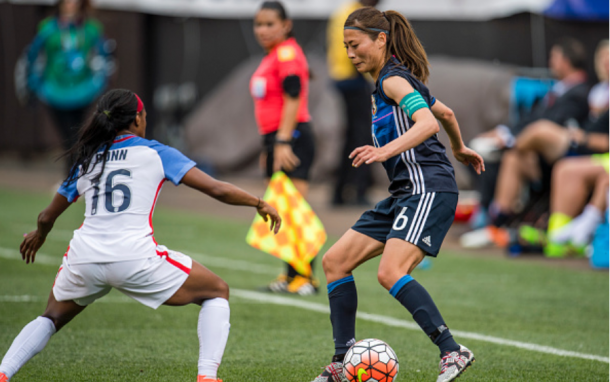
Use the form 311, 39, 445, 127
246, 172, 327, 277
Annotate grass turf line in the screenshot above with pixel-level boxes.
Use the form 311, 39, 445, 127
0, 188, 608, 381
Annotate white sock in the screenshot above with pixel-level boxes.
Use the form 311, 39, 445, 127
570, 204, 603, 246
0, 316, 56, 378
550, 221, 575, 244
197, 298, 230, 378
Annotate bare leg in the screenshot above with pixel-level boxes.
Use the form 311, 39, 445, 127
554, 172, 610, 246
377, 238, 425, 290
551, 157, 607, 217
494, 150, 540, 212
322, 229, 384, 283
515, 120, 570, 163
590, 173, 609, 212
41, 291, 87, 331
164, 261, 229, 306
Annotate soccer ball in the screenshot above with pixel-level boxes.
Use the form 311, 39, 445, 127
343, 338, 399, 382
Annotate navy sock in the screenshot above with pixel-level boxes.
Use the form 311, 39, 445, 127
328, 275, 358, 358
390, 275, 459, 356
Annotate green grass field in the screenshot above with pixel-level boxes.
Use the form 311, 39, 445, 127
0, 188, 608, 381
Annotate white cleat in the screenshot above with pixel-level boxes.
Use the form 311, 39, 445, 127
436, 345, 475, 382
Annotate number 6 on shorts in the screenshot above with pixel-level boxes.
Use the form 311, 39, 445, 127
392, 207, 409, 231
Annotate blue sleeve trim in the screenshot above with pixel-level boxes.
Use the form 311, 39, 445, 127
172, 161, 197, 185
57, 178, 79, 203
389, 274, 414, 297
430, 97, 436, 106
327, 275, 355, 294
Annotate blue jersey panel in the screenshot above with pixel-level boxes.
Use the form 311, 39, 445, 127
145, 141, 196, 185
372, 58, 457, 196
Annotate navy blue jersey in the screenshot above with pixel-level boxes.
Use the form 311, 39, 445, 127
372, 58, 458, 196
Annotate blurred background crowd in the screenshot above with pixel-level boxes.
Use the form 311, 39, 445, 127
0, 0, 608, 269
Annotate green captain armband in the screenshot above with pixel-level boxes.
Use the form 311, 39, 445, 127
399, 91, 429, 120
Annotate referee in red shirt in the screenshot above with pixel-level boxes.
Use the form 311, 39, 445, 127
250, 1, 318, 295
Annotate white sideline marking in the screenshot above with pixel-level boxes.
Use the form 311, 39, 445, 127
183, 251, 279, 276
0, 247, 279, 275
0, 295, 133, 304
229, 290, 609, 364
1, 247, 608, 364
0, 248, 60, 266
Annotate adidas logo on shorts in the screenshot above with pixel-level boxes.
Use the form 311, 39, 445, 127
422, 236, 432, 247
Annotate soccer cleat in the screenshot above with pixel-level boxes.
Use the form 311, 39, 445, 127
197, 376, 222, 382
544, 242, 569, 258
436, 345, 475, 382
311, 362, 348, 382
0, 372, 9, 382
260, 274, 291, 293
544, 242, 586, 258
287, 275, 319, 295
519, 225, 547, 247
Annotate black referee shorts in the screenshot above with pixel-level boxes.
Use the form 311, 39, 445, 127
263, 122, 315, 181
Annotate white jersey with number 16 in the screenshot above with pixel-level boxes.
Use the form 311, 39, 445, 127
58, 134, 196, 264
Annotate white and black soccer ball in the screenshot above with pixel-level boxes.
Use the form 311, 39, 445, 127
343, 338, 399, 382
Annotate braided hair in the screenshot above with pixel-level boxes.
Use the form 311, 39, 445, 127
62, 89, 141, 184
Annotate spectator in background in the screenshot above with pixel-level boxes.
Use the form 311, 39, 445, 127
588, 40, 609, 118
25, 0, 110, 174
512, 40, 608, 163
544, 152, 609, 257
462, 38, 592, 248
250, 1, 318, 295
327, 0, 380, 206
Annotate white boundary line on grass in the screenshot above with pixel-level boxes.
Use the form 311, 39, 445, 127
1, 246, 608, 364
229, 290, 610, 364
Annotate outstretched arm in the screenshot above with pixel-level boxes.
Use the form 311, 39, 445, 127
21, 193, 72, 264
181, 167, 281, 233
431, 100, 485, 174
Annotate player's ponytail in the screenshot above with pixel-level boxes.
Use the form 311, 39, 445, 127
345, 7, 430, 84
62, 89, 140, 184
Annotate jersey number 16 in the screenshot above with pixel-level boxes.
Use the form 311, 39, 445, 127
91, 169, 132, 215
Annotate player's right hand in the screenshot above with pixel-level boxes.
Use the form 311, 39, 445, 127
256, 201, 282, 234
273, 145, 300, 172
20, 230, 46, 264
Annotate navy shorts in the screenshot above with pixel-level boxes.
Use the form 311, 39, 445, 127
351, 192, 458, 256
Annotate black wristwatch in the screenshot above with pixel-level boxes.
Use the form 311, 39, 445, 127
275, 138, 292, 145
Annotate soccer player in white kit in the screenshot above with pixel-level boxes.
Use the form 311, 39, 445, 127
0, 89, 281, 382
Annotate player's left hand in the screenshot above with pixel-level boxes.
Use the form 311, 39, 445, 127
257, 201, 282, 234
453, 145, 485, 175
20, 230, 46, 264
349, 145, 390, 167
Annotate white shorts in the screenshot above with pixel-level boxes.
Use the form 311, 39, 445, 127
52, 246, 192, 309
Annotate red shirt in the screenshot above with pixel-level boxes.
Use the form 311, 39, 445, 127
250, 38, 311, 135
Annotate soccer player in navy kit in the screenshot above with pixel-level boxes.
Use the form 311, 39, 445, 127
310, 7, 484, 382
